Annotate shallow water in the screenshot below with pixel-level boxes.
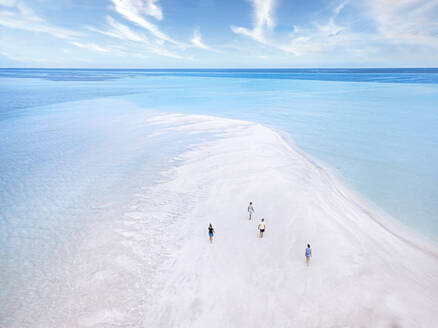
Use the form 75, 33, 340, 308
2, 69, 437, 239
1, 68, 438, 325
0, 98, 217, 325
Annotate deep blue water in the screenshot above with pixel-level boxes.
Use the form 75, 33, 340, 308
1, 67, 438, 83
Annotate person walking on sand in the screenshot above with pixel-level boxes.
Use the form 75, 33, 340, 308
305, 244, 312, 266
258, 218, 266, 238
208, 223, 215, 244
248, 202, 255, 220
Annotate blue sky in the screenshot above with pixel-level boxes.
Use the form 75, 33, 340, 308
0, 0, 437, 68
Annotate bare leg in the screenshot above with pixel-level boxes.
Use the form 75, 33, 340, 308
210, 236, 213, 244
306, 257, 309, 266
260, 231, 264, 238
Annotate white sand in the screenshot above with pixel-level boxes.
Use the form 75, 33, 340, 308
143, 114, 438, 327
9, 112, 438, 327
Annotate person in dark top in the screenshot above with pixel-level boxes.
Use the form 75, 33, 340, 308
208, 223, 215, 244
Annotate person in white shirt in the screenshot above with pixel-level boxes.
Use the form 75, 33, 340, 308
248, 202, 255, 220
258, 218, 266, 238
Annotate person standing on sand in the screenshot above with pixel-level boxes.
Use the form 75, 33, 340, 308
258, 218, 265, 238
208, 224, 215, 244
248, 202, 255, 220
305, 244, 312, 266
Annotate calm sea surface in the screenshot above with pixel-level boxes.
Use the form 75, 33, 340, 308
1, 68, 437, 243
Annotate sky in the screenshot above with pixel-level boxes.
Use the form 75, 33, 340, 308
0, 0, 437, 68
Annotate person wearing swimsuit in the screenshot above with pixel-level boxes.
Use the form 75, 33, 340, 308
248, 202, 255, 220
305, 244, 312, 266
208, 223, 215, 244
258, 218, 266, 238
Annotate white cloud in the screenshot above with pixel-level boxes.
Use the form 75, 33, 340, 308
315, 18, 345, 37
0, 0, 17, 6
231, 0, 276, 43
231, 0, 300, 55
144, 0, 163, 20
0, 49, 49, 63
86, 16, 189, 59
281, 0, 362, 57
0, 49, 94, 65
229, 0, 365, 58
190, 27, 218, 52
110, 0, 181, 45
367, 0, 438, 49
282, 21, 357, 56
70, 41, 111, 53
87, 16, 149, 43
0, 0, 81, 39
148, 46, 185, 59
334, 0, 350, 16
228, 0, 436, 65
71, 37, 186, 60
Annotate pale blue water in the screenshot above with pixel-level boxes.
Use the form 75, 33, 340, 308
2, 68, 437, 236
1, 69, 438, 318
0, 97, 218, 323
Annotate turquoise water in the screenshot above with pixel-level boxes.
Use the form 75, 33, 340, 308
1, 69, 438, 323
1, 68, 438, 244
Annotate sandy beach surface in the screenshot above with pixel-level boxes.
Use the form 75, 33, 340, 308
7, 112, 438, 328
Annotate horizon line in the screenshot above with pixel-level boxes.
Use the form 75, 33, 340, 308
1, 67, 438, 70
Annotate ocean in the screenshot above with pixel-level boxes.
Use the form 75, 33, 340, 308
1, 68, 438, 326
2, 68, 437, 236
